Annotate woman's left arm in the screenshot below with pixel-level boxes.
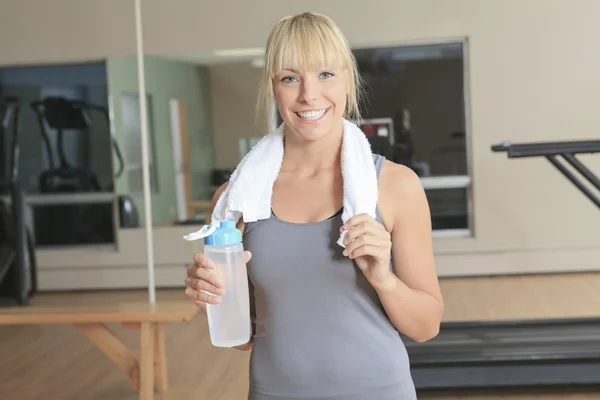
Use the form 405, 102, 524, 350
342, 161, 444, 342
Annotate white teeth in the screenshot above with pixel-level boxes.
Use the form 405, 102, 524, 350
296, 108, 327, 120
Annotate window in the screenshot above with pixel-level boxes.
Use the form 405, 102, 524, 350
353, 40, 472, 236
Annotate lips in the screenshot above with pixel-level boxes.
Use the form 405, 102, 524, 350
295, 107, 329, 121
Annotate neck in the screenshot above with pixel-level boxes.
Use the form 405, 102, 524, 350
281, 121, 343, 174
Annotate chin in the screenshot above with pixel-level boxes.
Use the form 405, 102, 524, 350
285, 107, 341, 142
289, 123, 332, 143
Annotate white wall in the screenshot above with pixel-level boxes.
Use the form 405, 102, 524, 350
1, 0, 599, 289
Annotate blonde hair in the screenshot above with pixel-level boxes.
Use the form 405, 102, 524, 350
257, 12, 363, 131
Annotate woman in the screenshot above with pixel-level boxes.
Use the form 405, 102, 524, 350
185, 11, 444, 400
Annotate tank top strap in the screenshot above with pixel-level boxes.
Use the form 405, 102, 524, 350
371, 153, 385, 223
372, 153, 385, 179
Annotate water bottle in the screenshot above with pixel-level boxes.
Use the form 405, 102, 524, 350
183, 220, 251, 347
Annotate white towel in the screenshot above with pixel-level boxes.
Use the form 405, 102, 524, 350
210, 118, 379, 248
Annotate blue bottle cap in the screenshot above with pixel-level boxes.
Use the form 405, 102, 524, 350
204, 220, 242, 246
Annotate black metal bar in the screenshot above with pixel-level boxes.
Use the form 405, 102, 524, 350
1, 98, 20, 186
563, 153, 600, 191
30, 101, 56, 169
492, 140, 600, 209
9, 180, 29, 305
412, 362, 600, 391
436, 316, 600, 330
9, 106, 20, 183
492, 140, 600, 158
546, 155, 600, 209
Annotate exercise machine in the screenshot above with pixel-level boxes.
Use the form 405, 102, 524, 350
492, 140, 600, 208
405, 317, 600, 392
30, 97, 138, 246
30, 97, 124, 193
30, 97, 137, 228
405, 139, 600, 393
0, 97, 37, 306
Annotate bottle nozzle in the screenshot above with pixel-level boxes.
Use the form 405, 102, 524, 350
183, 225, 217, 242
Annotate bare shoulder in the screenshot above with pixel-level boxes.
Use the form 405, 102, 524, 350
211, 181, 229, 208
377, 159, 429, 230
379, 159, 424, 196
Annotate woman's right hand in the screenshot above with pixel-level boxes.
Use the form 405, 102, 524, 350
184, 250, 252, 312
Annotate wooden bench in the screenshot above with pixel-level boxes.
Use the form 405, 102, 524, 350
0, 301, 201, 400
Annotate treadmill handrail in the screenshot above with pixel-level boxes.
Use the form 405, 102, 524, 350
492, 139, 600, 208
491, 140, 600, 158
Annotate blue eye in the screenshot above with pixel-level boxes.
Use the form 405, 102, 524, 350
320, 72, 335, 79
281, 76, 298, 83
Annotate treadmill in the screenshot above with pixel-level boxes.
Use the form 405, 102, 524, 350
405, 140, 600, 393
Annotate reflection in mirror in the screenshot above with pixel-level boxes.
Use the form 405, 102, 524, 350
0, 55, 151, 247
354, 41, 472, 236
120, 92, 158, 195
104, 56, 148, 229
0, 61, 119, 248
126, 54, 219, 227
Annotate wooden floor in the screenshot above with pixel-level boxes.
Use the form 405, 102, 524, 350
439, 272, 600, 322
2, 272, 600, 400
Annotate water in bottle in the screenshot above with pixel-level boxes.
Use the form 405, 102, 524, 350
183, 220, 251, 347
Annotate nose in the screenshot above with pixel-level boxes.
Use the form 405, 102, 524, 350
299, 79, 317, 103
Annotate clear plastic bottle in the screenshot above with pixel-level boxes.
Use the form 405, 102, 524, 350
184, 220, 251, 347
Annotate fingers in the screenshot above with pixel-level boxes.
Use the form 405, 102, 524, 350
189, 265, 225, 289
184, 268, 224, 306
193, 252, 217, 270
346, 244, 379, 260
344, 222, 380, 246
185, 275, 225, 296
185, 285, 221, 305
341, 213, 385, 234
341, 214, 390, 246
342, 233, 389, 258
342, 223, 371, 245
185, 252, 226, 309
185, 250, 252, 310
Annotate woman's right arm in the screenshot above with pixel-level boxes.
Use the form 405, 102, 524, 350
184, 181, 256, 351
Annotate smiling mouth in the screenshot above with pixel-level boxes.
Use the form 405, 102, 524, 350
294, 107, 330, 121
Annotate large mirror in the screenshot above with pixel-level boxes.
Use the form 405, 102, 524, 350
109, 54, 216, 228
132, 40, 472, 239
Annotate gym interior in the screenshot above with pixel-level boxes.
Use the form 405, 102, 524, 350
1, 1, 599, 399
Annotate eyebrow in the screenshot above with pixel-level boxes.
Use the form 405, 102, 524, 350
281, 68, 299, 73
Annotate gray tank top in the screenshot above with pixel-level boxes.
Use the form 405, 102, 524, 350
243, 154, 416, 400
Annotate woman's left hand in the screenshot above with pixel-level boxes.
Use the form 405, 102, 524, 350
341, 213, 396, 290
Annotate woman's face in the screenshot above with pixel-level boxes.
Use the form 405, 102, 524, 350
273, 67, 347, 143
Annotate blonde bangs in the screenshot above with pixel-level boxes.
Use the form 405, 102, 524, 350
266, 18, 351, 79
